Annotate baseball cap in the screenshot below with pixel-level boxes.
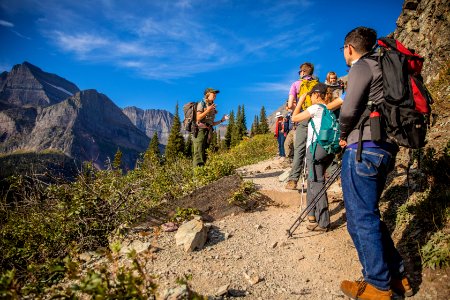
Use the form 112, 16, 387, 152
307, 82, 328, 95
204, 88, 220, 95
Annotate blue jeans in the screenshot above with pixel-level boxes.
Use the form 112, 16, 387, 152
341, 147, 404, 291
277, 133, 286, 157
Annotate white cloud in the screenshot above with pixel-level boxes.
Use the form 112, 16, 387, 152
52, 32, 109, 57
23, 0, 320, 80
0, 19, 14, 27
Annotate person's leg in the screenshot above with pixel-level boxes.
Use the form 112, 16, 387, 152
192, 129, 207, 167
287, 120, 308, 182
202, 129, 210, 163
341, 147, 403, 291
307, 145, 331, 229
279, 134, 286, 157
284, 130, 294, 159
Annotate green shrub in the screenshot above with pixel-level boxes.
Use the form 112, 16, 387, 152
0, 133, 276, 297
421, 231, 450, 269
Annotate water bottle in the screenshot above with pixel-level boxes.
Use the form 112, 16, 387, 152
370, 111, 382, 141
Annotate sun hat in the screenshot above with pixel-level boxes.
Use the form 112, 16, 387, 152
275, 111, 283, 118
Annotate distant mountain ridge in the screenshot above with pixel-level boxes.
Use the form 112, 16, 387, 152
123, 106, 173, 145
0, 62, 176, 171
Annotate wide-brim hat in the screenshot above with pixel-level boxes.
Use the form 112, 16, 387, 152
275, 111, 283, 118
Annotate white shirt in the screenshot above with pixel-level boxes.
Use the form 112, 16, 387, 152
306, 104, 326, 147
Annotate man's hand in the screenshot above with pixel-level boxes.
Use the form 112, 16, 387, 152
339, 139, 347, 148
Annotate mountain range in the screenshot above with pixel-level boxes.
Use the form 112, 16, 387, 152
0, 62, 174, 171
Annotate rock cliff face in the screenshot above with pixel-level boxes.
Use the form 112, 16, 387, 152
0, 62, 80, 107
27, 90, 150, 169
394, 0, 450, 84
123, 106, 173, 145
0, 62, 151, 170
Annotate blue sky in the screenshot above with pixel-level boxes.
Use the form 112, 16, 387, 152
0, 0, 403, 127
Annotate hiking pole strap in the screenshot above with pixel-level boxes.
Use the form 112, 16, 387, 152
356, 114, 369, 162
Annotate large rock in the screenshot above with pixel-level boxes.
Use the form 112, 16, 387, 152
394, 0, 450, 84
174, 217, 208, 252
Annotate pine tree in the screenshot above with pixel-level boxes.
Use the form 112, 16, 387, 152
224, 110, 235, 149
240, 105, 247, 137
112, 148, 122, 171
258, 106, 269, 134
251, 115, 259, 137
148, 132, 160, 157
233, 105, 242, 146
209, 129, 218, 152
165, 104, 185, 161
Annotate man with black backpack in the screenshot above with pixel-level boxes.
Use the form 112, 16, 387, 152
338, 27, 412, 300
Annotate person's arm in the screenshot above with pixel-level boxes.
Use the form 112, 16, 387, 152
196, 103, 215, 122
339, 61, 372, 140
212, 116, 226, 126
287, 81, 298, 109
291, 93, 311, 122
287, 94, 296, 109
327, 97, 343, 111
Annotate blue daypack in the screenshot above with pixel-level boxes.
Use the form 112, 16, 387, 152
309, 104, 341, 159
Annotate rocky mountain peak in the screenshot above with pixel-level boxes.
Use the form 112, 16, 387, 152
123, 106, 174, 145
0, 61, 80, 107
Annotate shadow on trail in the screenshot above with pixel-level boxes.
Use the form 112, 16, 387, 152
241, 170, 284, 179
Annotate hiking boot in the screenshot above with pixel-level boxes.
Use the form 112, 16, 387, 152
285, 180, 297, 190
391, 276, 413, 297
306, 221, 328, 232
340, 280, 392, 300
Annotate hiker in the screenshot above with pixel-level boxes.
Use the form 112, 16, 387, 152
338, 27, 412, 299
285, 62, 317, 190
284, 101, 295, 163
291, 83, 335, 231
325, 73, 345, 179
325, 71, 344, 101
193, 88, 227, 167
274, 111, 287, 158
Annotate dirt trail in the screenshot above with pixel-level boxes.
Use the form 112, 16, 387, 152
128, 156, 444, 299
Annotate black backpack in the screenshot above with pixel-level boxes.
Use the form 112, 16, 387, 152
182, 101, 198, 133
356, 37, 433, 161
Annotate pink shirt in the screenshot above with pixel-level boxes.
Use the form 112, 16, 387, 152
289, 75, 314, 101
289, 80, 301, 102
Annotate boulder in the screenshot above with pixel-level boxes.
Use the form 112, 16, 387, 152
174, 218, 208, 252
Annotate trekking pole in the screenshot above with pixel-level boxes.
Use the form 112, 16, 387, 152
299, 156, 307, 211
286, 163, 342, 238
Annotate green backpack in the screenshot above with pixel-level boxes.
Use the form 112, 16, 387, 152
309, 104, 341, 159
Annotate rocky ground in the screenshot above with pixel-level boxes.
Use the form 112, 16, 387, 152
79, 152, 448, 299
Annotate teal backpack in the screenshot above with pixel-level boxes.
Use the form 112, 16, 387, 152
309, 104, 341, 159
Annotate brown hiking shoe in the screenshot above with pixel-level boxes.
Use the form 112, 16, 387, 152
340, 280, 392, 300
391, 276, 413, 297
285, 180, 297, 190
